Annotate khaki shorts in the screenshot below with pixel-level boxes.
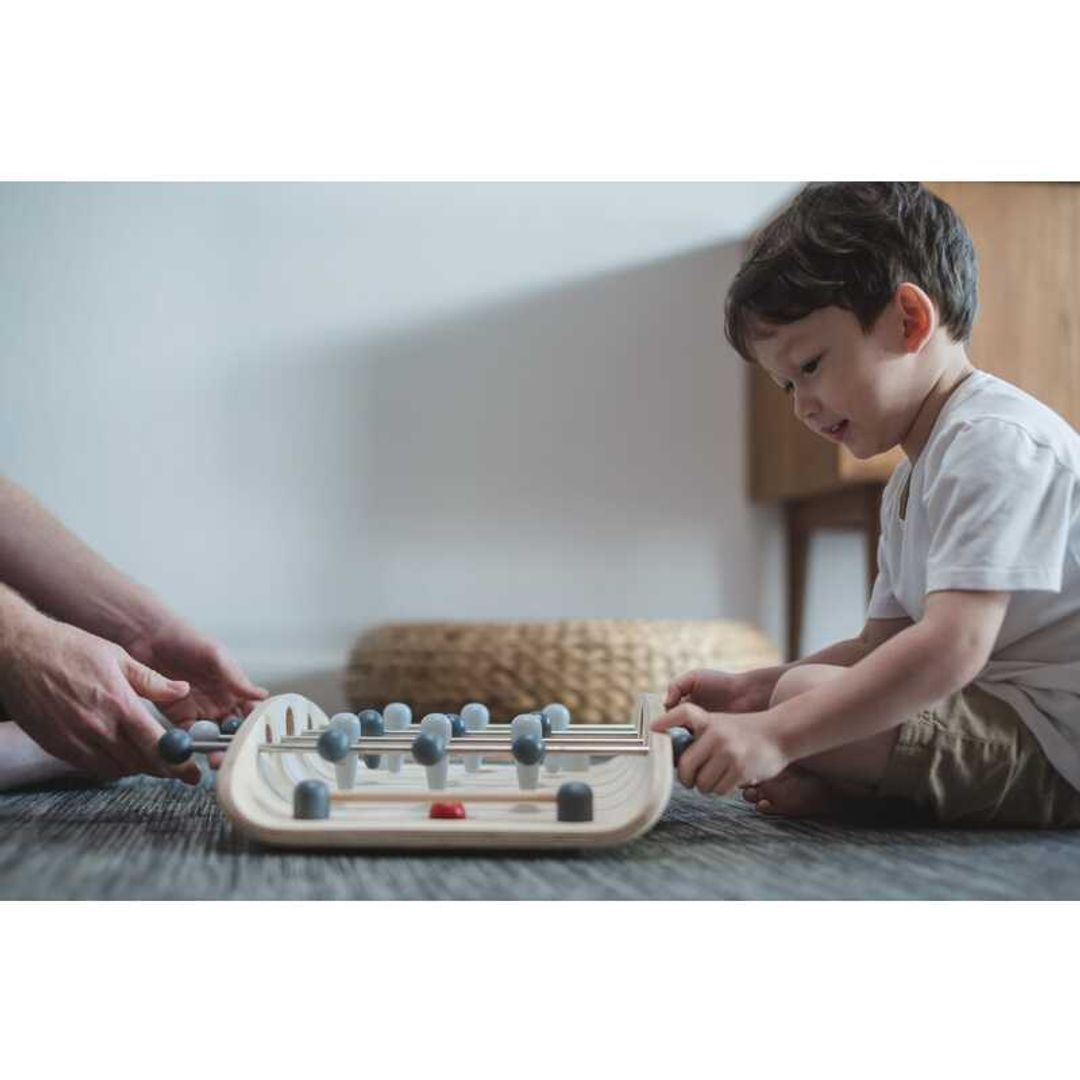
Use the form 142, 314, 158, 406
878, 684, 1080, 827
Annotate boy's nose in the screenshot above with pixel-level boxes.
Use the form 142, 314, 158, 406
794, 392, 819, 423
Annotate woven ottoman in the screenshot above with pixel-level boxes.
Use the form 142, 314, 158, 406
345, 619, 779, 724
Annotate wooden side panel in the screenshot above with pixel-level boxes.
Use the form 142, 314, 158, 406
928, 182, 1080, 429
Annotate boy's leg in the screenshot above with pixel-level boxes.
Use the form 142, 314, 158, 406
742, 664, 900, 816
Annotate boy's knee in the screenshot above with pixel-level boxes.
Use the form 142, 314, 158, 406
770, 664, 847, 707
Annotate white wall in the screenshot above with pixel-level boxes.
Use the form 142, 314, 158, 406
0, 183, 866, 710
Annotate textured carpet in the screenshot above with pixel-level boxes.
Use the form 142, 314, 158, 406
2, 775, 1080, 899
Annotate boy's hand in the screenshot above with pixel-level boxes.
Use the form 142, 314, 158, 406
652, 702, 789, 796
0, 613, 201, 783
664, 666, 782, 713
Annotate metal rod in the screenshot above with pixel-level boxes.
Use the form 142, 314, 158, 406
257, 740, 650, 756
293, 725, 640, 738
275, 731, 643, 747
330, 788, 558, 804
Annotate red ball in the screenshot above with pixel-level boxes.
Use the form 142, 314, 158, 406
429, 801, 467, 820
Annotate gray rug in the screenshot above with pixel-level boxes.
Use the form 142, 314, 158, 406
2, 775, 1079, 899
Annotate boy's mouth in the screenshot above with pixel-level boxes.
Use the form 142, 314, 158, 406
821, 419, 849, 441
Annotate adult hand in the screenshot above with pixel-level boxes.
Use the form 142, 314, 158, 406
651, 702, 789, 796
663, 666, 783, 713
0, 612, 200, 782
121, 619, 267, 726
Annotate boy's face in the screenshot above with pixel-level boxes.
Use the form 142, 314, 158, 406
750, 304, 918, 460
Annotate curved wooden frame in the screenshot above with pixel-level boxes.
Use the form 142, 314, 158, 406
216, 693, 675, 850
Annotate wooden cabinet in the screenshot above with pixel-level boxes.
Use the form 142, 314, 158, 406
749, 182, 1080, 659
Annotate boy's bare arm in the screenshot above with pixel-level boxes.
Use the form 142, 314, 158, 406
0, 474, 171, 645
664, 617, 912, 713
654, 591, 1008, 793
793, 615, 913, 668
770, 590, 1008, 762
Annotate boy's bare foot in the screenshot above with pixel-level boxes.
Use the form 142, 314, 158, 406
741, 766, 850, 818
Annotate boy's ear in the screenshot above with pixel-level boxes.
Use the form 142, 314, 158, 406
896, 282, 937, 353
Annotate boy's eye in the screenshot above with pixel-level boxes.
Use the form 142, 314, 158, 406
801, 356, 821, 376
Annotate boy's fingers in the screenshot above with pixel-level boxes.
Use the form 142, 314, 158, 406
677, 744, 704, 789
696, 758, 726, 795
674, 727, 716, 790
664, 681, 688, 708
665, 672, 698, 707
651, 705, 683, 733
651, 703, 703, 734
714, 765, 741, 798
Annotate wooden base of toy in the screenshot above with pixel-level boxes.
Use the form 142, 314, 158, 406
216, 693, 675, 850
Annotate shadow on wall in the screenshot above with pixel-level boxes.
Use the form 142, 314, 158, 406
221, 240, 778, 701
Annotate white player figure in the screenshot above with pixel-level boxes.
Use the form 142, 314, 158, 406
543, 703, 571, 774
328, 712, 362, 789
461, 702, 490, 773
510, 713, 544, 791
419, 713, 452, 790
188, 719, 221, 784
383, 702, 412, 774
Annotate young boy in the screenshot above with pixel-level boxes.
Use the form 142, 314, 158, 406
652, 182, 1080, 826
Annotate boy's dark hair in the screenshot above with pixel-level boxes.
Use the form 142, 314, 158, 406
724, 182, 978, 361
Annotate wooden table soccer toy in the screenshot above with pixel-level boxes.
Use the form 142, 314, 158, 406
158, 694, 693, 850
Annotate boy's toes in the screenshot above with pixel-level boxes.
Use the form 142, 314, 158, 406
748, 769, 843, 819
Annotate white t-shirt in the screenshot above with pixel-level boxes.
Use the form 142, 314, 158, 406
868, 370, 1080, 791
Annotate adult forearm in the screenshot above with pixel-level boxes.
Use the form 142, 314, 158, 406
0, 583, 47, 677
769, 622, 980, 762
0, 476, 169, 644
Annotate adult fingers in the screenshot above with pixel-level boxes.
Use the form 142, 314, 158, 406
168, 759, 203, 785
62, 728, 127, 780
82, 704, 158, 777
124, 658, 190, 705
206, 644, 268, 700
111, 686, 194, 779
